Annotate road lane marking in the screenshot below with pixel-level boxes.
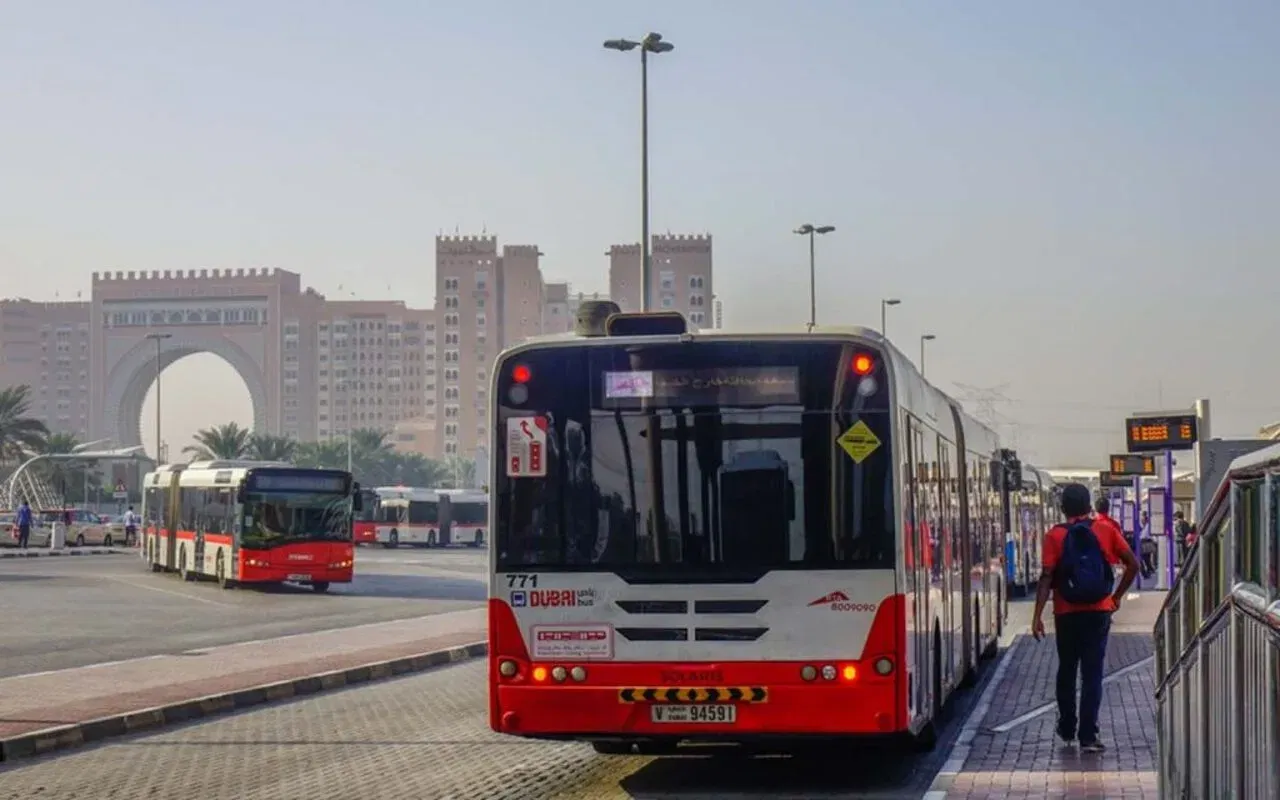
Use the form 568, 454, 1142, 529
102, 576, 235, 607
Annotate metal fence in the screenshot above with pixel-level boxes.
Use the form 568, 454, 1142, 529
1155, 461, 1280, 799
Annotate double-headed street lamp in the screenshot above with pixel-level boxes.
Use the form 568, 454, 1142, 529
604, 32, 675, 312
920, 334, 937, 378
144, 332, 172, 464
794, 224, 835, 329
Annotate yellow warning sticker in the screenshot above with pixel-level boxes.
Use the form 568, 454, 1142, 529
837, 420, 881, 464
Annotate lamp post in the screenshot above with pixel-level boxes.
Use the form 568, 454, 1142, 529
604, 32, 675, 312
880, 298, 901, 339
794, 224, 836, 328
920, 334, 937, 378
144, 333, 172, 464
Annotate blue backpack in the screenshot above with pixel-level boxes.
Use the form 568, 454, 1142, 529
1055, 521, 1114, 604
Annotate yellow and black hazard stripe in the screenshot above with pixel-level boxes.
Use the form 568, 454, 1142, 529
617, 687, 768, 704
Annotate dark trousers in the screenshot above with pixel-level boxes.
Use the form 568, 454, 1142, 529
1054, 611, 1111, 743
17, 524, 30, 548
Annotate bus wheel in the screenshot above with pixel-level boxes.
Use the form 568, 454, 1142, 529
148, 540, 163, 571
179, 547, 194, 582
216, 553, 235, 590
427, 530, 437, 547
310, 581, 331, 593
913, 630, 944, 751
472, 532, 485, 548
386, 530, 399, 549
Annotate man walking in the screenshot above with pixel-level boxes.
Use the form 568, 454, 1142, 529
16, 499, 33, 550
1032, 483, 1140, 752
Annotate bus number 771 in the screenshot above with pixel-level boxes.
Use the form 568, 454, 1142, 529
506, 573, 538, 588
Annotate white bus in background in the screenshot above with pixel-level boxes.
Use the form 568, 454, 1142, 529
373, 486, 488, 549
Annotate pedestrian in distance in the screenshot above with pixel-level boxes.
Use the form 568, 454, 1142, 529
1032, 483, 1140, 753
15, 499, 33, 550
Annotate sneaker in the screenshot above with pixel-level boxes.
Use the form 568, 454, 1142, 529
1056, 718, 1076, 744
1080, 740, 1106, 753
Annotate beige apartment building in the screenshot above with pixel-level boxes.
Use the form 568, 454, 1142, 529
608, 233, 714, 328
0, 268, 434, 458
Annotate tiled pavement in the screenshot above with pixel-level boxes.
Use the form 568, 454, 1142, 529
931, 591, 1164, 799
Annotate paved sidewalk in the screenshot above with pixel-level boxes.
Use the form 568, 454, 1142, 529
0, 547, 126, 558
931, 591, 1164, 799
0, 607, 486, 761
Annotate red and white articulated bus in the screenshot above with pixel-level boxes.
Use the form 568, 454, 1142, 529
372, 486, 489, 548
142, 461, 361, 593
487, 310, 1009, 754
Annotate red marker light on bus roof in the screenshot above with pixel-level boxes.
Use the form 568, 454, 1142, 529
512, 364, 532, 384
852, 354, 875, 376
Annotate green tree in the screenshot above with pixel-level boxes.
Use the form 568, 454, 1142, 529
442, 455, 477, 489
183, 422, 252, 460
247, 433, 297, 462
0, 385, 49, 464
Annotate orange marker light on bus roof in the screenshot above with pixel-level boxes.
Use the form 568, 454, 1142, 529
512, 364, 532, 384
852, 354, 875, 375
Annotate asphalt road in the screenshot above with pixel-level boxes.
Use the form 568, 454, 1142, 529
0, 654, 1002, 799
0, 547, 488, 678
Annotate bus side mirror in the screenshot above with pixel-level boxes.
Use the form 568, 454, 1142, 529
236, 485, 247, 504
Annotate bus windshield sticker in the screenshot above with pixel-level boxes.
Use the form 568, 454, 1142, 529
604, 370, 654, 399
837, 419, 881, 464
506, 416, 548, 478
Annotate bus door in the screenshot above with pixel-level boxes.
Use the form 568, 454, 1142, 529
164, 477, 181, 569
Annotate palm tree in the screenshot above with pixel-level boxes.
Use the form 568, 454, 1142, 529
442, 455, 476, 489
183, 422, 252, 460
247, 433, 297, 462
0, 385, 49, 465
295, 440, 348, 470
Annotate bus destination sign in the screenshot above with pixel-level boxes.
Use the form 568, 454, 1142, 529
1124, 413, 1198, 453
1109, 454, 1157, 477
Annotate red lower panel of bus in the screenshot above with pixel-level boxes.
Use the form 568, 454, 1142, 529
488, 596, 908, 738
353, 523, 377, 544
237, 542, 354, 584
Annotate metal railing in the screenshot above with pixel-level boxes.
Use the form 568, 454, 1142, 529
1156, 550, 1279, 798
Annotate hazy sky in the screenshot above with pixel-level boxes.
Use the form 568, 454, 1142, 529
2, 1, 1276, 466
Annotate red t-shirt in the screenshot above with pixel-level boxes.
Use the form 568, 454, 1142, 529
1042, 515, 1131, 615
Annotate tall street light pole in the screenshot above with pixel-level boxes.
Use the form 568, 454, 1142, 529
794, 224, 835, 329
880, 298, 901, 339
920, 334, 936, 378
604, 32, 674, 312
145, 332, 172, 464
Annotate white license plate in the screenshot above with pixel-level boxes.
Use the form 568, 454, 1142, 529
650, 704, 736, 724
287, 573, 311, 581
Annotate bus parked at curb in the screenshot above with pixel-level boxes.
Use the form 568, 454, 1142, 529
486, 308, 1010, 755
141, 461, 361, 593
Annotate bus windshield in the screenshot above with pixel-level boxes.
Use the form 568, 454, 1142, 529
354, 490, 379, 522
493, 339, 895, 579
242, 491, 352, 548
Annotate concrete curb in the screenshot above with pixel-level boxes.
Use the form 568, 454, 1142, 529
0, 640, 488, 763
0, 548, 126, 558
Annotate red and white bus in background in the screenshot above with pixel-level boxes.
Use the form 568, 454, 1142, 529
372, 486, 489, 548
487, 309, 1010, 754
142, 461, 360, 593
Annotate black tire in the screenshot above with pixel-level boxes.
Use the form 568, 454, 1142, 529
427, 529, 437, 547
472, 532, 485, 548
591, 737, 632, 752
310, 581, 331, 593
148, 539, 163, 572
75, 534, 86, 547
385, 530, 399, 549
104, 534, 114, 547
216, 552, 235, 590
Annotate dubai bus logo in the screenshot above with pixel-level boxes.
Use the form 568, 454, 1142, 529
808, 591, 877, 613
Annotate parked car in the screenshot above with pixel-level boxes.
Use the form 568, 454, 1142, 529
2, 508, 119, 547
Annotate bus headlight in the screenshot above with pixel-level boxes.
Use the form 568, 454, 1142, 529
821, 665, 837, 681
874, 657, 894, 676
570, 666, 587, 682
551, 666, 568, 682
800, 665, 817, 682
498, 660, 518, 678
